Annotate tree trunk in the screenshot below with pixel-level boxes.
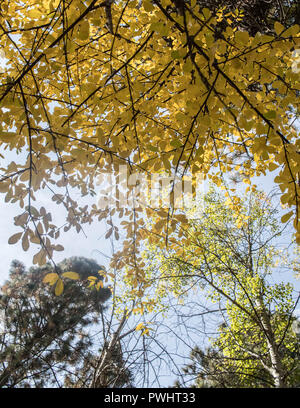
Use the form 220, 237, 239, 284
256, 295, 286, 388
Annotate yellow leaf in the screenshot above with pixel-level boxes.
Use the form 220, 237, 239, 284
274, 22, 284, 36
62, 271, 80, 280
235, 31, 249, 45
202, 8, 211, 19
8, 232, 22, 244
283, 24, 299, 37
96, 280, 104, 290
55, 278, 64, 296
136, 323, 145, 331
22, 235, 29, 252
143, 0, 154, 12
78, 22, 90, 41
269, 162, 278, 172
281, 211, 293, 223
27, 9, 42, 19
43, 273, 59, 285
33, 249, 46, 266
150, 22, 168, 36
0, 181, 10, 193
0, 131, 16, 143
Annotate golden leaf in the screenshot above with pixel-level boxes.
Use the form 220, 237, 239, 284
43, 273, 59, 286
62, 271, 80, 280
55, 278, 64, 296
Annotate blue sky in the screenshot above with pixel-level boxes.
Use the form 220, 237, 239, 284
1, 146, 300, 388
0, 145, 114, 283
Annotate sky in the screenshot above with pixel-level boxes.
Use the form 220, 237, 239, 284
0, 186, 114, 284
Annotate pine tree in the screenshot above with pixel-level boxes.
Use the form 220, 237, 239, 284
0, 257, 111, 387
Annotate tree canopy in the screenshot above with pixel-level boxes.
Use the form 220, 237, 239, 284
0, 0, 299, 287
143, 188, 300, 387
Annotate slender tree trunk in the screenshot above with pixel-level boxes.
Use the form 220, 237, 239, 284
256, 296, 286, 388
